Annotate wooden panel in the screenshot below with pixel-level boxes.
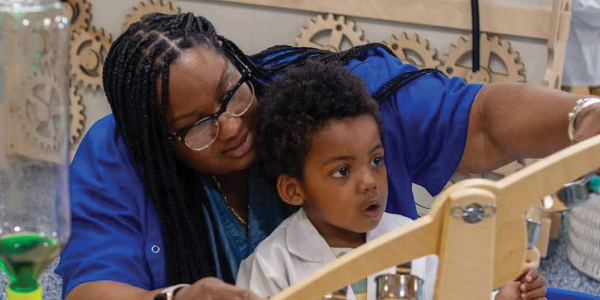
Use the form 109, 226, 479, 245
435, 188, 496, 300
549, 212, 562, 239
543, 0, 572, 88
202, 0, 553, 40
535, 217, 552, 257
525, 247, 541, 269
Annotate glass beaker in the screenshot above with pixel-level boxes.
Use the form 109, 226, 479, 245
0, 0, 71, 299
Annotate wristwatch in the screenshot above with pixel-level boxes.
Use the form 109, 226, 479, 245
568, 97, 600, 142
154, 284, 190, 300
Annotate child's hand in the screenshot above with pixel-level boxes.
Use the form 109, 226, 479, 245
495, 268, 547, 300
519, 268, 546, 300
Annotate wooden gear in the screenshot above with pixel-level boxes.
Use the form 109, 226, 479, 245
63, 0, 92, 32
440, 33, 526, 84
69, 85, 86, 147
383, 32, 441, 69
296, 14, 367, 52
217, 0, 571, 88
268, 134, 600, 300
122, 0, 182, 33
70, 26, 112, 91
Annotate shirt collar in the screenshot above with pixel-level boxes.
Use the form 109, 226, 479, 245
286, 209, 337, 263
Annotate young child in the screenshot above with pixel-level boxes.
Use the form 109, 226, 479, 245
236, 61, 546, 300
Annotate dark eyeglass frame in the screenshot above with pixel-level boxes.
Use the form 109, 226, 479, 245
167, 49, 253, 148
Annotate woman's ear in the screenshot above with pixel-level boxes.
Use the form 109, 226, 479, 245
277, 174, 305, 206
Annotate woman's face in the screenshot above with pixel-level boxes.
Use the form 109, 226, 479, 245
164, 46, 259, 175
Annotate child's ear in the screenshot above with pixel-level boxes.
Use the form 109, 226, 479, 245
277, 174, 305, 206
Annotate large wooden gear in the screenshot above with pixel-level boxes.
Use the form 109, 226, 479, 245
69, 85, 86, 146
70, 26, 112, 90
13, 72, 67, 150
63, 0, 92, 32
383, 32, 442, 69
440, 33, 526, 84
122, 0, 182, 33
296, 14, 367, 52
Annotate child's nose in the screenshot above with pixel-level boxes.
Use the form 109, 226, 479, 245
357, 168, 377, 192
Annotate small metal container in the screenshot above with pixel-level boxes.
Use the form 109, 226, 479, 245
555, 173, 598, 208
375, 273, 424, 300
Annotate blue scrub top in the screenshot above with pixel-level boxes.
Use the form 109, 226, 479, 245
56, 46, 482, 298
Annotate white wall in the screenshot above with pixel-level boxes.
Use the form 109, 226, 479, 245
82, 0, 555, 214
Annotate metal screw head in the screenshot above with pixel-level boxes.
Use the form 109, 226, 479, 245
463, 203, 485, 223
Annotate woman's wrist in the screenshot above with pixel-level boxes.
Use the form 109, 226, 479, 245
569, 97, 600, 142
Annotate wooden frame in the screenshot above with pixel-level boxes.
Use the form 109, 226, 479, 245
201, 0, 573, 88
269, 134, 600, 300
205, 0, 551, 40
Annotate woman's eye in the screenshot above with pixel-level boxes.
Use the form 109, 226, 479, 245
371, 156, 384, 167
332, 167, 350, 178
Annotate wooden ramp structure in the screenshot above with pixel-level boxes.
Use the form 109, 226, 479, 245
270, 134, 600, 300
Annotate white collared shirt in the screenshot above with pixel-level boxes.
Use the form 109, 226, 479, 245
562, 0, 600, 86
236, 209, 438, 300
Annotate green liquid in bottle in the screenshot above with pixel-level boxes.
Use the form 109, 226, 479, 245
0, 233, 61, 293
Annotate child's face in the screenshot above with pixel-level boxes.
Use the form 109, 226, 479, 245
299, 114, 388, 235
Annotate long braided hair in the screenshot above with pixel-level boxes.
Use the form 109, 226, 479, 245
103, 12, 440, 286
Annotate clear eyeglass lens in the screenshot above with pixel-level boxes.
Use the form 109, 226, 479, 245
227, 81, 255, 117
184, 119, 219, 150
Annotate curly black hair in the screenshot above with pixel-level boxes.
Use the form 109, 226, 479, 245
257, 60, 383, 180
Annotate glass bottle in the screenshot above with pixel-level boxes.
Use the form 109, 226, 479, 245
0, 0, 71, 299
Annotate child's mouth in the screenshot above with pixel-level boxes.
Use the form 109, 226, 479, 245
363, 203, 383, 218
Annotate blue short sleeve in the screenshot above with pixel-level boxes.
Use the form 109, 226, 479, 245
55, 116, 155, 297
349, 48, 483, 217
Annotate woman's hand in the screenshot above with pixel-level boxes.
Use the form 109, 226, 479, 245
175, 277, 264, 300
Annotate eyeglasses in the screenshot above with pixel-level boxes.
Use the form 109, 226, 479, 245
167, 50, 255, 151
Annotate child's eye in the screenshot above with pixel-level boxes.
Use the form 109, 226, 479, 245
332, 167, 350, 178
371, 156, 384, 167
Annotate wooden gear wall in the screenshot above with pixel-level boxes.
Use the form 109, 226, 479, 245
27, 0, 570, 158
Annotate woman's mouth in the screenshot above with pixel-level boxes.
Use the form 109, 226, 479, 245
223, 130, 253, 159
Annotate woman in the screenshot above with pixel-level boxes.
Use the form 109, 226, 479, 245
56, 12, 599, 300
